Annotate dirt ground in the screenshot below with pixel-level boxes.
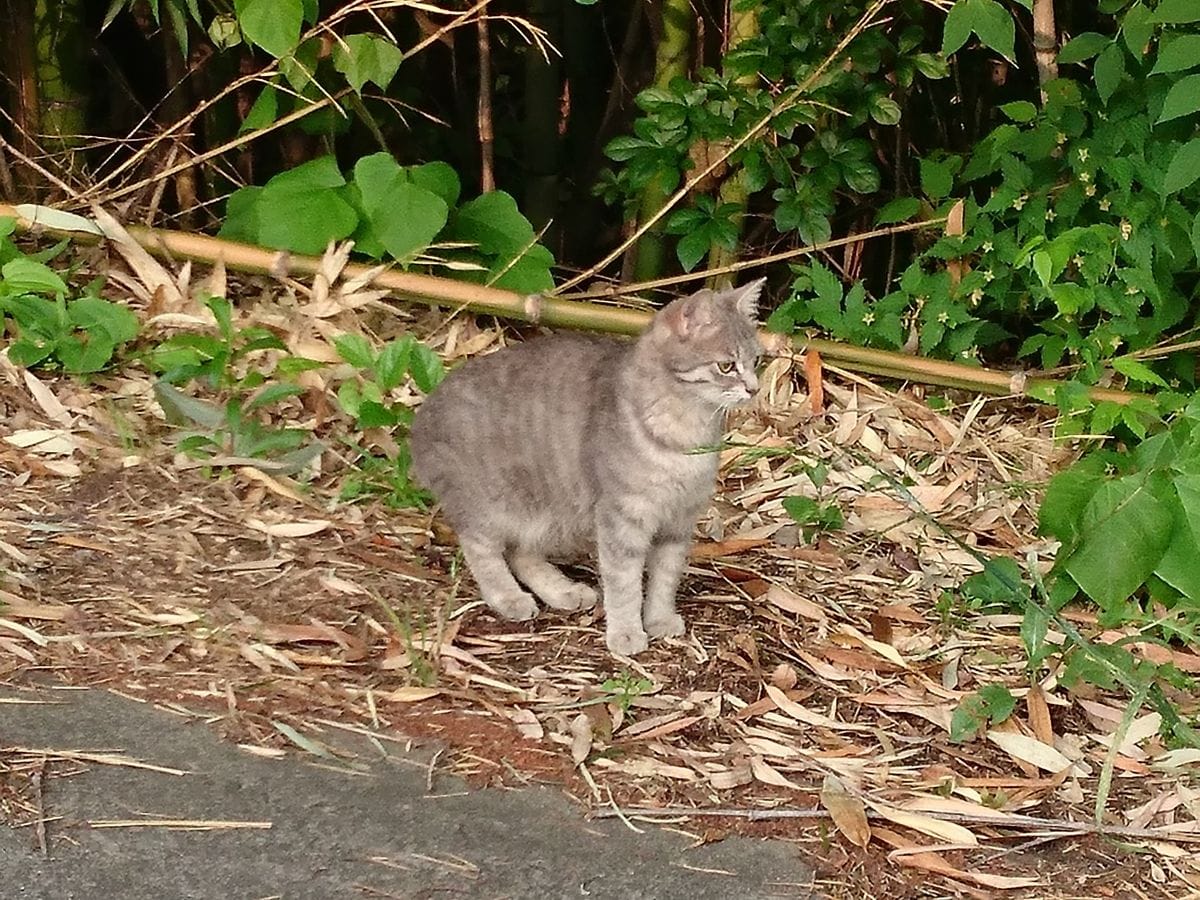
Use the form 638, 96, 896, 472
2, 338, 1199, 898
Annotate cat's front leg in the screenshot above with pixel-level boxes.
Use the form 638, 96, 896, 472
596, 514, 650, 656
644, 534, 689, 638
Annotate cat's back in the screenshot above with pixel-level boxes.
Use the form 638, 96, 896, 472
409, 332, 627, 509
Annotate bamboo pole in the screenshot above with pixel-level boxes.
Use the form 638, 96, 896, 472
0, 202, 1140, 406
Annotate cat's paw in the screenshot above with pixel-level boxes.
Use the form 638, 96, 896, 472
540, 582, 598, 612
606, 625, 649, 657
645, 612, 686, 639
488, 590, 539, 621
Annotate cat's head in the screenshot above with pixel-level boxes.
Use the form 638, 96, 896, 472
647, 279, 765, 408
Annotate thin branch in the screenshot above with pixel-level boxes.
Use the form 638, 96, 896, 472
477, 9, 496, 193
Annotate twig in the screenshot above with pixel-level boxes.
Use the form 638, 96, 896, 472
590, 805, 1200, 844
4, 746, 189, 776
32, 758, 48, 856
87, 818, 272, 830
476, 7, 495, 193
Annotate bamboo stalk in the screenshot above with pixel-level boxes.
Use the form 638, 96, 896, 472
0, 202, 1142, 406
476, 8, 495, 193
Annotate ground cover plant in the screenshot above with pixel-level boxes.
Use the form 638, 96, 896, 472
1, 0, 1199, 895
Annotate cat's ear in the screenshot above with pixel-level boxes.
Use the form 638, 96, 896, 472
729, 278, 765, 321
658, 292, 710, 339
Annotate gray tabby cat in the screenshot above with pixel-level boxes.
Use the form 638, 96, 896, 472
409, 279, 764, 656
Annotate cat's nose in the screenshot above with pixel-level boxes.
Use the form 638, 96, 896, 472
742, 370, 758, 394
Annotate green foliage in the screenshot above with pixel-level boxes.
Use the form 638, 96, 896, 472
600, 672, 654, 712
0, 224, 138, 374
150, 296, 322, 469
599, 0, 949, 269
220, 153, 554, 293
950, 683, 1016, 742
1039, 398, 1200, 622
781, 495, 844, 542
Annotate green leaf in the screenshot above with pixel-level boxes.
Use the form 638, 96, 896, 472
1033, 250, 1052, 287
333, 33, 404, 93
453, 191, 537, 257
870, 95, 902, 125
1094, 42, 1127, 105
233, 0, 302, 58
154, 381, 225, 428
875, 197, 921, 225
371, 182, 448, 262
374, 338, 412, 392
676, 229, 710, 273
951, 684, 1015, 742
244, 383, 305, 412
1157, 73, 1200, 124
1, 257, 67, 295
1111, 356, 1169, 388
1155, 476, 1200, 600
265, 154, 346, 193
1000, 100, 1038, 123
57, 334, 116, 373
1164, 139, 1200, 194
239, 83, 278, 134
333, 333, 375, 369
1154, 0, 1200, 23
408, 341, 445, 392
256, 188, 358, 255
919, 157, 955, 201
948, 0, 1015, 62
1039, 454, 1114, 546
1057, 32, 1111, 64
1152, 35, 1200, 74
409, 162, 461, 208
67, 297, 139, 344
1122, 2, 1156, 56
1063, 475, 1174, 609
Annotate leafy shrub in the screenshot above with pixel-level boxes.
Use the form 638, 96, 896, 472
220, 153, 554, 293
0, 220, 137, 373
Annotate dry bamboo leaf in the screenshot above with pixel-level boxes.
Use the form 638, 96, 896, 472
22, 370, 71, 425
986, 730, 1074, 774
820, 773, 871, 848
0, 636, 37, 662
245, 518, 332, 537
709, 763, 753, 790
0, 617, 48, 646
875, 826, 1039, 890
5, 429, 78, 455
1026, 683, 1054, 746
763, 683, 871, 732
839, 624, 909, 668
380, 687, 440, 703
749, 756, 801, 790
765, 584, 828, 624
769, 663, 798, 690
866, 801, 979, 846
91, 206, 185, 308
507, 708, 544, 740
570, 713, 593, 765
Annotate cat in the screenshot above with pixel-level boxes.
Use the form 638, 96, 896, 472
409, 279, 764, 656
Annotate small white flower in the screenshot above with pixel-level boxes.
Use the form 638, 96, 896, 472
1056, 132, 1067, 144
1085, 184, 1097, 197
1099, 197, 1111, 211
983, 269, 995, 282
1046, 209, 1056, 221
1079, 170, 1091, 183
937, 310, 950, 324
982, 241, 993, 253
1120, 219, 1132, 240
1013, 194, 1027, 210
862, 312, 875, 326
1111, 336, 1123, 350
969, 289, 983, 306
1078, 148, 1089, 162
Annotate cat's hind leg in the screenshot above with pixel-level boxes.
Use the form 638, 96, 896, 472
509, 553, 598, 612
459, 536, 538, 621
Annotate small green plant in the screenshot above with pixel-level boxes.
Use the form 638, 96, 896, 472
600, 671, 654, 712
782, 495, 845, 543
149, 295, 324, 471
332, 332, 444, 507
0, 222, 138, 374
950, 683, 1016, 742
1039, 396, 1200, 628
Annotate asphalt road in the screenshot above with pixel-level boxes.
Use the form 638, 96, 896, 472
1, 687, 816, 899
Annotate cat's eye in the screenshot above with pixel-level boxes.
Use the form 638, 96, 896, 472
715, 361, 736, 375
